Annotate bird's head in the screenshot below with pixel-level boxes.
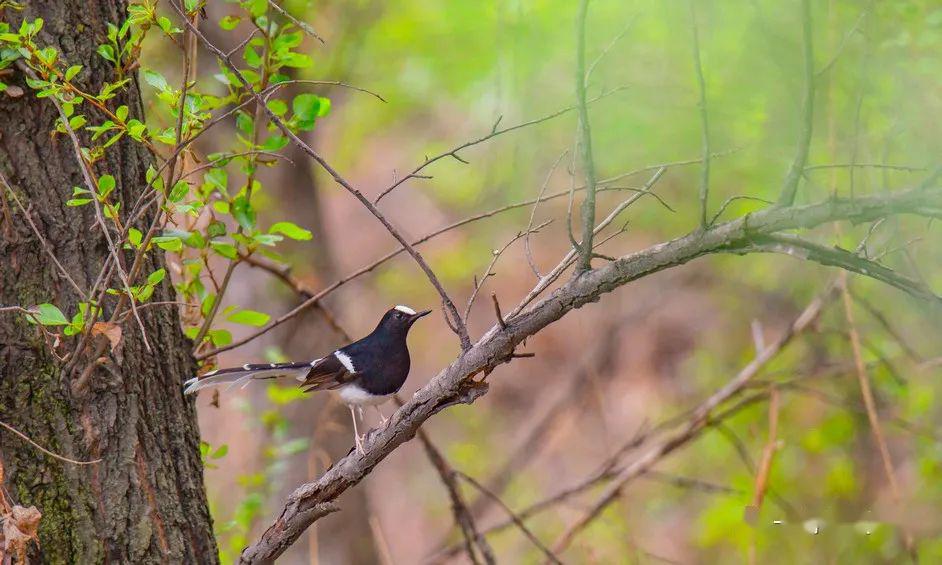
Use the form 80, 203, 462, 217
376, 305, 431, 335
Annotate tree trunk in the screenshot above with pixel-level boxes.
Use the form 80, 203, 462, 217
0, 1, 217, 563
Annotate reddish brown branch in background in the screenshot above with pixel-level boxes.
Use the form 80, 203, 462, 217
745, 388, 780, 523
551, 283, 837, 553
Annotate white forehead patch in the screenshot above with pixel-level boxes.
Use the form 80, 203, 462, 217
394, 305, 417, 315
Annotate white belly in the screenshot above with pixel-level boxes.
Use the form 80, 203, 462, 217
337, 384, 392, 407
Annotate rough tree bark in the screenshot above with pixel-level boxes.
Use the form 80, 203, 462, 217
0, 1, 217, 562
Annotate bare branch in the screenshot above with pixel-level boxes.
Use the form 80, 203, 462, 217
373, 88, 625, 204
174, 6, 471, 349
688, 0, 711, 228
464, 221, 552, 322
777, 0, 815, 206
552, 284, 836, 552
266, 0, 326, 44
575, 0, 598, 271
525, 151, 568, 278
454, 471, 562, 564
415, 427, 494, 565
239, 188, 942, 563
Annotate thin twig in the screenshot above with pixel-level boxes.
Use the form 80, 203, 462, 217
0, 420, 101, 466
197, 159, 688, 360
552, 284, 836, 552
1, 172, 84, 296
413, 421, 493, 565
777, 0, 815, 206
454, 471, 562, 564
18, 62, 152, 352
574, 0, 598, 272
463, 221, 552, 322
175, 9, 471, 349
525, 151, 568, 278
745, 388, 780, 524
689, 0, 711, 228
267, 0, 326, 44
373, 88, 626, 204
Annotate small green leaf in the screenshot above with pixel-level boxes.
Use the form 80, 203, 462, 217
268, 221, 312, 241
208, 328, 232, 346
152, 236, 183, 252
96, 44, 116, 63
66, 198, 92, 206
65, 65, 82, 81
219, 15, 241, 30
31, 303, 69, 326
147, 268, 166, 285
115, 104, 128, 122
128, 227, 143, 248
231, 195, 255, 230
142, 69, 169, 92
227, 309, 270, 327
292, 93, 323, 122
97, 174, 116, 199
207, 220, 227, 238
169, 180, 189, 202
210, 241, 238, 259
211, 444, 229, 459
267, 99, 287, 116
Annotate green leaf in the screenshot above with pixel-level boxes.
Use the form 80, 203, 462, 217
292, 93, 324, 123
210, 241, 238, 259
31, 303, 69, 326
208, 329, 232, 346
227, 309, 270, 327
219, 15, 241, 30
169, 180, 189, 202
68, 115, 87, 129
267, 99, 287, 116
66, 198, 92, 206
128, 227, 143, 248
207, 220, 227, 238
204, 168, 227, 192
211, 444, 229, 459
142, 69, 169, 92
152, 236, 183, 252
147, 268, 166, 285
65, 64, 82, 81
97, 174, 116, 199
97, 44, 116, 63
267, 385, 307, 405
115, 104, 128, 122
268, 221, 312, 241
231, 195, 255, 230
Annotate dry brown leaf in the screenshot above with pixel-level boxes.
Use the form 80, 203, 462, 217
2, 505, 41, 562
91, 322, 123, 351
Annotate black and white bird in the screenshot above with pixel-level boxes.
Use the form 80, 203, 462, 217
184, 305, 431, 453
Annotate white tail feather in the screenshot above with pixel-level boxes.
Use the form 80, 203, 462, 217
183, 365, 310, 394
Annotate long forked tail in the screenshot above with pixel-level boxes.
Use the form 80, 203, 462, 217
183, 360, 317, 394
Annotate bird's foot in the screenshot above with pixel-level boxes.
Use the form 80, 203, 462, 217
354, 433, 366, 455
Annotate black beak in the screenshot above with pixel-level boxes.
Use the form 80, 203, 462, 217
409, 309, 432, 323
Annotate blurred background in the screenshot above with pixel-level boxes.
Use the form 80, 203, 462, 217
151, 0, 942, 562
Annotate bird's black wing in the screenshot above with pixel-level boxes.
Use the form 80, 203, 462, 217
299, 353, 357, 392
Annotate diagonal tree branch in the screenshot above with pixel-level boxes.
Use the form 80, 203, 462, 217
173, 5, 472, 349
238, 187, 942, 563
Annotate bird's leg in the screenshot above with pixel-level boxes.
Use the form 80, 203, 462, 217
373, 404, 388, 425
349, 405, 364, 455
